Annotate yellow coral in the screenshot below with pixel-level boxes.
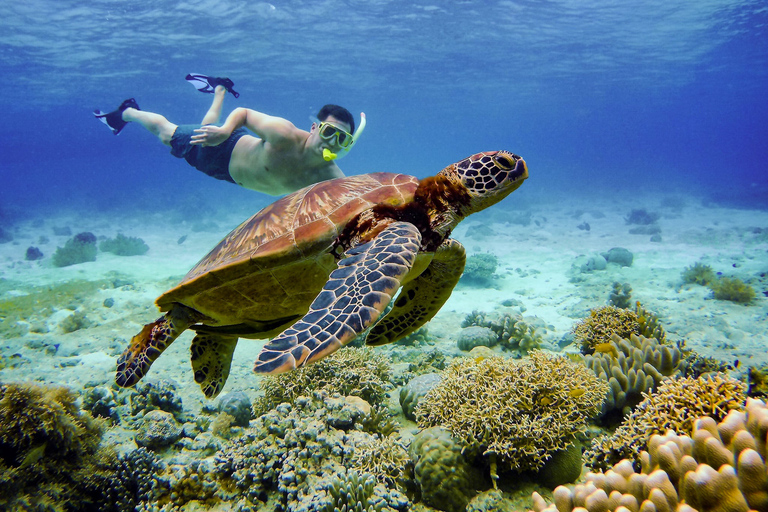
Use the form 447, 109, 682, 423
573, 306, 641, 353
416, 351, 607, 472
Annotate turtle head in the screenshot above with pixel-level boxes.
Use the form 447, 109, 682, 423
438, 151, 528, 216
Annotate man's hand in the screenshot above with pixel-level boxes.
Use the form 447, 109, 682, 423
190, 125, 229, 147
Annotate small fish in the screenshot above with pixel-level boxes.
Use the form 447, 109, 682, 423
569, 388, 586, 398
177, 235, 188, 245
539, 397, 553, 406
594, 343, 618, 357
19, 443, 46, 469
474, 356, 486, 363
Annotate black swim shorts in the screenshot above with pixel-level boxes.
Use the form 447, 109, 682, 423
169, 124, 249, 184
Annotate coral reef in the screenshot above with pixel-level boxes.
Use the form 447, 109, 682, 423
602, 247, 634, 267
99, 233, 150, 256
352, 435, 411, 487
573, 304, 667, 354
709, 276, 757, 304
461, 253, 499, 286
749, 364, 768, 398
625, 208, 660, 225
52, 231, 98, 267
682, 262, 718, 286
461, 309, 543, 354
409, 426, 484, 512
129, 379, 186, 423
532, 398, 768, 512
586, 373, 747, 471
321, 471, 384, 512
457, 325, 499, 351
25, 246, 43, 261
573, 305, 642, 353
608, 281, 633, 309
59, 309, 93, 333
583, 333, 682, 418
253, 347, 393, 415
416, 352, 607, 473
0, 382, 118, 510
134, 410, 183, 450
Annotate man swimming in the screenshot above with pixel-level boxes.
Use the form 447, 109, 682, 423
94, 75, 365, 196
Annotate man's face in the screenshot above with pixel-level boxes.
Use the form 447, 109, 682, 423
312, 115, 353, 152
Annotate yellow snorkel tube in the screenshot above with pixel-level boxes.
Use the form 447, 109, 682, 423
323, 112, 367, 161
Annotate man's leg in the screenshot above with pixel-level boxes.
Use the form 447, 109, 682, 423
122, 108, 178, 146
200, 86, 227, 125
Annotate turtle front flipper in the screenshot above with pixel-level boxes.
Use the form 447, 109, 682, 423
366, 238, 466, 346
190, 333, 238, 399
116, 304, 202, 389
253, 221, 422, 374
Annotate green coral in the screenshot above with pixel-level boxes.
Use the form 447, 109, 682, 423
99, 233, 149, 256
253, 347, 392, 415
52, 233, 97, 267
709, 276, 757, 304
460, 253, 498, 285
461, 309, 542, 354
416, 351, 608, 473
681, 262, 717, 286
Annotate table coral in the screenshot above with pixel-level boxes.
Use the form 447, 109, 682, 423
416, 351, 607, 474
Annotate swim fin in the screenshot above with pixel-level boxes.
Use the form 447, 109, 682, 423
185, 74, 240, 98
93, 98, 140, 135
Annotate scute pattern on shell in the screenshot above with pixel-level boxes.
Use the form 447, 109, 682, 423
181, 173, 419, 283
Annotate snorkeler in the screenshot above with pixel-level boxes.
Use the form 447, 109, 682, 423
94, 75, 366, 196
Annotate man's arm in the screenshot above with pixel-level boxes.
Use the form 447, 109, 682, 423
191, 108, 298, 147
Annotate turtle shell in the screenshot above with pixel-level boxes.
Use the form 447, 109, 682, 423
157, 173, 420, 328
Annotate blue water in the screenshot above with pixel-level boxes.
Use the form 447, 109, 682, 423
1, 0, 767, 215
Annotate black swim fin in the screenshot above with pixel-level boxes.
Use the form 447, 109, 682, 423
185, 73, 240, 98
94, 98, 140, 135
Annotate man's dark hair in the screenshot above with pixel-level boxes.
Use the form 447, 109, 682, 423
317, 104, 355, 134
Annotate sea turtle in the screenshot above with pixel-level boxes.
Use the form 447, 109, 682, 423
116, 151, 528, 398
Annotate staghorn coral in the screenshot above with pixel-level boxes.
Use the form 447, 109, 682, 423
583, 333, 682, 419
573, 305, 641, 353
461, 309, 542, 354
586, 373, 747, 471
253, 347, 393, 416
532, 399, 768, 512
709, 276, 757, 304
416, 351, 607, 474
352, 436, 411, 488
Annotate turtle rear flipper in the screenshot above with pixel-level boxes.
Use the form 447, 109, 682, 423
253, 222, 422, 374
191, 333, 238, 399
367, 238, 466, 346
116, 304, 202, 389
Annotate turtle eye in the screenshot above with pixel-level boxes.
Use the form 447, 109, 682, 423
495, 154, 516, 169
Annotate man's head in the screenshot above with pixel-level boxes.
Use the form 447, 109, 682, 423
317, 104, 354, 134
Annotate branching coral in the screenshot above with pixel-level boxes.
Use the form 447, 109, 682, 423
99, 233, 149, 256
532, 399, 768, 512
253, 347, 393, 416
574, 304, 667, 354
586, 373, 747, 471
352, 436, 411, 487
583, 333, 682, 418
682, 262, 717, 286
416, 351, 607, 473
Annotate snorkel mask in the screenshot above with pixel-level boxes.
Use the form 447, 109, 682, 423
313, 112, 367, 161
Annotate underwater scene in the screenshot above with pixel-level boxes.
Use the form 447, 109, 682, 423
1, 0, 767, 511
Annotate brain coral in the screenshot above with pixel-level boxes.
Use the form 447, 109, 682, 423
586, 373, 747, 471
416, 351, 607, 473
532, 398, 768, 512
